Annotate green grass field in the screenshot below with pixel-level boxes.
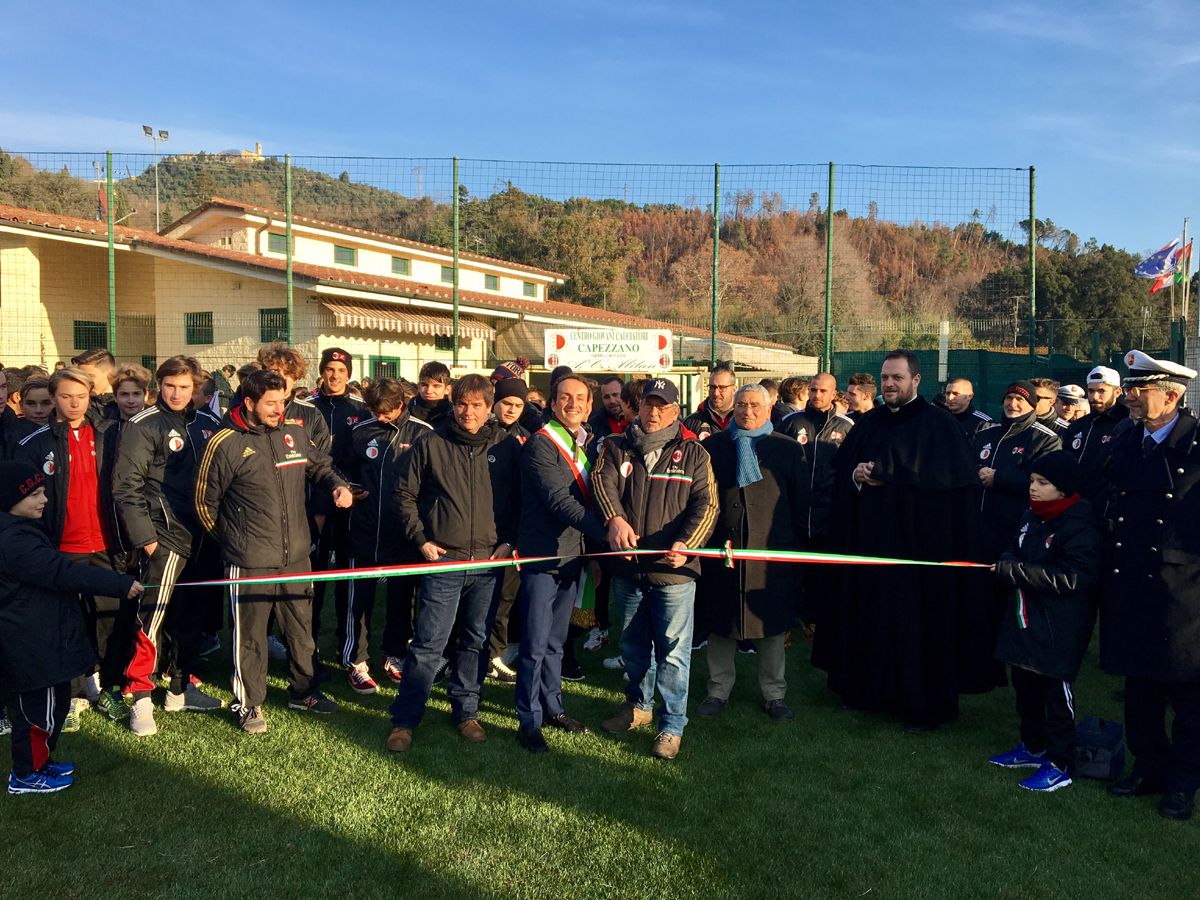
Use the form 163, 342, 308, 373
2, 623, 1197, 899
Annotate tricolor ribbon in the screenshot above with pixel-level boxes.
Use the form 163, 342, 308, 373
153, 546, 988, 589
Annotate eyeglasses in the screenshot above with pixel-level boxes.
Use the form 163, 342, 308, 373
1125, 386, 1165, 398
709, 383, 735, 392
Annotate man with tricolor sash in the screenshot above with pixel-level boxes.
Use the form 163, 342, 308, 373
193, 369, 352, 734
592, 378, 717, 760
514, 373, 608, 752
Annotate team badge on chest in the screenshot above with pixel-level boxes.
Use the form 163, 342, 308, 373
284, 434, 295, 449
620, 460, 633, 478
979, 443, 992, 461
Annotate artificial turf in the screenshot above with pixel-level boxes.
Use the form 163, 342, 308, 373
2, 626, 1197, 898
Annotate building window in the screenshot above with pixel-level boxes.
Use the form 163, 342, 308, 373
140, 355, 156, 374
440, 265, 455, 284
371, 356, 400, 379
334, 245, 357, 266
484, 273, 499, 291
434, 335, 455, 351
391, 257, 411, 276
184, 311, 213, 345
267, 233, 289, 254
522, 281, 537, 298
73, 320, 107, 351
259, 308, 289, 343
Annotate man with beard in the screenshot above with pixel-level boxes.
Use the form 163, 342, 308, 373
1065, 366, 1131, 496
588, 376, 628, 442
1031, 377, 1071, 438
813, 350, 992, 732
943, 377, 993, 442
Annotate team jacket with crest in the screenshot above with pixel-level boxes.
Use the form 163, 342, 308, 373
592, 423, 718, 584
950, 404, 994, 442
683, 400, 733, 442
310, 389, 367, 456
338, 412, 431, 562
972, 413, 1061, 558
112, 400, 218, 558
194, 405, 346, 569
776, 407, 854, 539
1065, 401, 1131, 467
395, 421, 523, 561
11, 413, 120, 549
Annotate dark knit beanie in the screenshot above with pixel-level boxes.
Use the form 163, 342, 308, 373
1003, 380, 1037, 405
1031, 451, 1082, 496
320, 348, 352, 376
490, 356, 529, 384
0, 461, 45, 512
494, 377, 529, 403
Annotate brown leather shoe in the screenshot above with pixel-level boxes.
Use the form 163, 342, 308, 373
386, 727, 413, 752
651, 731, 681, 760
601, 701, 654, 734
457, 718, 487, 743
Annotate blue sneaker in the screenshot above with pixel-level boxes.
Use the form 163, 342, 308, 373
1019, 761, 1072, 793
8, 768, 74, 795
988, 743, 1046, 769
43, 760, 75, 777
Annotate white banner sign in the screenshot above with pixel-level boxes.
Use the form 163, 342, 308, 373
543, 328, 673, 372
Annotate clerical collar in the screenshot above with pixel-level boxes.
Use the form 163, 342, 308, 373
887, 394, 919, 413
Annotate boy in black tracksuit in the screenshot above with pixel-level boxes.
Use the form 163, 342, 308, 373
337, 378, 431, 693
194, 371, 351, 734
990, 451, 1101, 792
0, 462, 140, 793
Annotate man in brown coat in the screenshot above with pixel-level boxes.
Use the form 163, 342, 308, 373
694, 384, 811, 722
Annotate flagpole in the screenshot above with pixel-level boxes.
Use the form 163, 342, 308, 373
1182, 217, 1190, 329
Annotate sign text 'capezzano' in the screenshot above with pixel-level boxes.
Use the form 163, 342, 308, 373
543, 329, 673, 372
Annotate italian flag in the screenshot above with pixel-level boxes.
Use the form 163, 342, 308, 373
1149, 241, 1193, 294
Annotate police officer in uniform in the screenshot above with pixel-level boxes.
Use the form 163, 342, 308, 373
1101, 350, 1200, 821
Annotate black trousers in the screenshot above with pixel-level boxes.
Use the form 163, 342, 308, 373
1125, 677, 1200, 794
341, 559, 417, 666
311, 510, 350, 659
1011, 665, 1075, 770
63, 551, 134, 692
187, 535, 227, 636
228, 561, 316, 709
125, 548, 194, 699
7, 683, 71, 777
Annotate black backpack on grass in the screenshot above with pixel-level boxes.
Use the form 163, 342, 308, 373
1073, 716, 1126, 780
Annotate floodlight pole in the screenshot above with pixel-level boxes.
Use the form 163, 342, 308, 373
143, 126, 168, 231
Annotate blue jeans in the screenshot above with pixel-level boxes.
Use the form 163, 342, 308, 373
389, 568, 500, 729
612, 576, 696, 737
515, 570, 578, 731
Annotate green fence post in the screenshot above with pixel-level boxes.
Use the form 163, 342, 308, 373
453, 156, 460, 368
824, 162, 835, 372
285, 154, 294, 344
106, 151, 116, 355
1028, 165, 1036, 360
710, 163, 720, 368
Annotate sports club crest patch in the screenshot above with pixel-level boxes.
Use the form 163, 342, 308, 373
366, 446, 379, 459
43, 452, 55, 476
979, 443, 992, 461
346, 415, 359, 425
1072, 435, 1082, 450
1045, 533, 1054, 548
830, 431, 844, 441
620, 460, 633, 478
284, 434, 295, 449
798, 432, 809, 445
671, 449, 683, 463
1012, 445, 1025, 455
168, 436, 184, 453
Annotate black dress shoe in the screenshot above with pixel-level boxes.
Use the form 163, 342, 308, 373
517, 727, 549, 753
544, 713, 590, 734
1108, 774, 1165, 797
1158, 791, 1194, 821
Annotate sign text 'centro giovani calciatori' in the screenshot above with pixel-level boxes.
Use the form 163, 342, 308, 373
543, 329, 673, 372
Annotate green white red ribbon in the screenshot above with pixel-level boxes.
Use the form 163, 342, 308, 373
158, 546, 987, 589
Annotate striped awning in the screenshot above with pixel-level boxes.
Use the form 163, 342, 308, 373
322, 300, 494, 341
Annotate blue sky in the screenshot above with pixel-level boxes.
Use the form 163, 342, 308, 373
2, 0, 1196, 253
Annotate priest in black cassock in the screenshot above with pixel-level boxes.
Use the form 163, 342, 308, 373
811, 349, 994, 732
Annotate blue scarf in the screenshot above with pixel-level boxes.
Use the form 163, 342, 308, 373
730, 419, 773, 487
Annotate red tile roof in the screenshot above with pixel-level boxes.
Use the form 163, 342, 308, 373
167, 198, 568, 281
0, 203, 795, 352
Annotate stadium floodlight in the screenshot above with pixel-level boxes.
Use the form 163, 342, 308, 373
142, 125, 153, 136
142, 125, 170, 231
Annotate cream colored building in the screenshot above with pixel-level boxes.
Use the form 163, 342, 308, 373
0, 200, 813, 399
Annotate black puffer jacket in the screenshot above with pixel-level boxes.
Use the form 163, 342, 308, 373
396, 420, 522, 561
0, 512, 134, 691
592, 421, 718, 584
994, 499, 1101, 681
973, 413, 1061, 558
194, 405, 346, 568
776, 407, 854, 539
339, 412, 431, 562
683, 400, 733, 443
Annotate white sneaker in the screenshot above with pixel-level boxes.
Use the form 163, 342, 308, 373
0, 716, 10, 736
164, 683, 225, 712
602, 655, 625, 671
84, 672, 101, 703
129, 697, 158, 736
267, 635, 288, 662
583, 627, 609, 652
500, 644, 519, 668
